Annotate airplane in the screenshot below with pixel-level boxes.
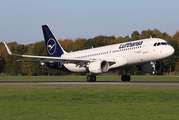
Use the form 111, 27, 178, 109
4, 25, 175, 82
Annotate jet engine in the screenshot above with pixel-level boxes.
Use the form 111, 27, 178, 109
141, 61, 162, 74
88, 60, 109, 74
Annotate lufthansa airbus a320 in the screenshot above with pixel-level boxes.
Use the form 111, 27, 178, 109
4, 25, 175, 82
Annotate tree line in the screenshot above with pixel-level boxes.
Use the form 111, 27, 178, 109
0, 29, 179, 76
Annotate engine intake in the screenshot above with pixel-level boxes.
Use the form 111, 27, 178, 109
88, 60, 109, 74
141, 61, 162, 74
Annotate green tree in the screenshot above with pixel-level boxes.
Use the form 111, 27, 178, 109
173, 31, 179, 40
131, 31, 140, 40
59, 39, 73, 52
71, 38, 87, 51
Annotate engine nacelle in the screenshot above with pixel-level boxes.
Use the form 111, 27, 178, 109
88, 60, 109, 74
141, 61, 162, 73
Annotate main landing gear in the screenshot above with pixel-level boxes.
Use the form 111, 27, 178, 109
121, 69, 131, 82
121, 75, 131, 82
86, 75, 96, 82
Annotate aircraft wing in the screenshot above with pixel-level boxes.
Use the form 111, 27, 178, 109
4, 42, 115, 65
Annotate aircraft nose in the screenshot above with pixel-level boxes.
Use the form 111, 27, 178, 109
167, 46, 175, 56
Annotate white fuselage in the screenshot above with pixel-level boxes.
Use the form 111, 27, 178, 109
61, 38, 174, 73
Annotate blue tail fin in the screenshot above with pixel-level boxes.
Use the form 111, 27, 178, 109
42, 25, 66, 57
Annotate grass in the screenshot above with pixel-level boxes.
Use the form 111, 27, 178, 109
0, 75, 179, 81
0, 86, 179, 120
0, 76, 179, 119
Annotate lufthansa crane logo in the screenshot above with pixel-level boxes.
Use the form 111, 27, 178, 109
47, 38, 56, 55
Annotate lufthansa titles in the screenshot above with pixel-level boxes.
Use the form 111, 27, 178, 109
119, 41, 143, 49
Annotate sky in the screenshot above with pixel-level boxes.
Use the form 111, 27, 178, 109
0, 0, 179, 44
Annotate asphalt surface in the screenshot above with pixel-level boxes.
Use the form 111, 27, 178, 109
0, 81, 179, 86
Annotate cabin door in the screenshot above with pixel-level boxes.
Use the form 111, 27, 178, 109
142, 40, 149, 53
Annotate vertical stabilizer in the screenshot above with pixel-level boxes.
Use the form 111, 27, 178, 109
42, 25, 66, 57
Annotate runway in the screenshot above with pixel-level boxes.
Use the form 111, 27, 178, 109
0, 81, 179, 86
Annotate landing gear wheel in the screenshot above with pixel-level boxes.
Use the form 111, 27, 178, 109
121, 75, 126, 82
126, 75, 131, 81
86, 75, 96, 82
121, 75, 131, 82
87, 75, 92, 82
91, 75, 96, 82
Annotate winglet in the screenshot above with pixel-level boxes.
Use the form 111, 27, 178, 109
3, 42, 23, 57
3, 42, 13, 55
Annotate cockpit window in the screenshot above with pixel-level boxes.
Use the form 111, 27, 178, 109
154, 42, 169, 47
161, 42, 167, 45
157, 43, 161, 46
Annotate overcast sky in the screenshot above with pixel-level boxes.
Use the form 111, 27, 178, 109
1, 0, 179, 44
